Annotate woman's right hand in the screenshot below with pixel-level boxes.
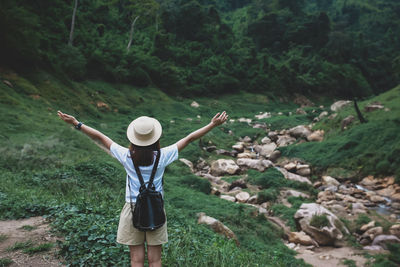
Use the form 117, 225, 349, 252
211, 111, 228, 126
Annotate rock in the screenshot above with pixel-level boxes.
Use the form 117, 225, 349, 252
364, 104, 384, 112
289, 231, 318, 246
294, 203, 349, 245
352, 203, 367, 213
260, 202, 269, 209
211, 187, 220, 196
247, 195, 258, 204
97, 101, 110, 110
237, 152, 256, 159
376, 187, 395, 197
258, 206, 268, 214
179, 158, 194, 172
331, 100, 351, 112
261, 137, 271, 144
392, 193, 400, 202
238, 118, 252, 124
276, 135, 296, 147
363, 245, 384, 251
285, 189, 310, 199
296, 108, 307, 115
360, 175, 377, 188
228, 179, 247, 190
296, 164, 311, 176
210, 159, 240, 176
220, 195, 236, 202
324, 185, 338, 192
372, 235, 400, 250
216, 149, 238, 157
289, 125, 312, 139
307, 130, 324, 142
369, 195, 385, 203
235, 192, 250, 203
341, 115, 355, 129
191, 101, 200, 108
268, 131, 278, 142
255, 112, 271, 119
254, 143, 277, 158
317, 191, 336, 202
232, 142, 244, 152
389, 224, 400, 238
329, 204, 347, 215
269, 150, 281, 162
204, 145, 217, 152
322, 176, 340, 186
284, 162, 297, 171
318, 111, 328, 120
362, 227, 383, 241
277, 167, 312, 184
3, 80, 13, 87
241, 136, 252, 143
236, 158, 273, 172
252, 122, 268, 129
286, 243, 296, 249
197, 212, 239, 245
293, 94, 315, 107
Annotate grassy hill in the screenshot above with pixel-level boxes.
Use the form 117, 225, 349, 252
0, 69, 309, 266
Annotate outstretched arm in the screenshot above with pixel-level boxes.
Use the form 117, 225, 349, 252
176, 111, 228, 152
57, 111, 113, 150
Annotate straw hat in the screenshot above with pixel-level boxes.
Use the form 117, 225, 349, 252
127, 116, 162, 146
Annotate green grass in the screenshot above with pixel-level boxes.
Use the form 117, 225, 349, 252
310, 214, 330, 229
20, 225, 37, 231
0, 234, 8, 243
0, 71, 309, 266
6, 240, 33, 252
23, 243, 54, 255
0, 258, 13, 267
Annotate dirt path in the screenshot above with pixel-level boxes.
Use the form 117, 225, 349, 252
0, 217, 64, 266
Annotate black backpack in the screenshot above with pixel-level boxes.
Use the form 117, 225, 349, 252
128, 149, 166, 231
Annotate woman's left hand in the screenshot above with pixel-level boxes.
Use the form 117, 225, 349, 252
57, 110, 78, 125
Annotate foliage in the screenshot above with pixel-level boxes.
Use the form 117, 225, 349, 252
309, 214, 330, 228
0, 258, 13, 267
23, 243, 54, 255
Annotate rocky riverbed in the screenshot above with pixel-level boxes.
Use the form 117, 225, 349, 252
183, 100, 399, 266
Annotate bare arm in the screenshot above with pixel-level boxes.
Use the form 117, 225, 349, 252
57, 111, 113, 150
176, 111, 228, 152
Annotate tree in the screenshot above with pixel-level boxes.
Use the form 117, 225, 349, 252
68, 0, 78, 46
125, 0, 159, 52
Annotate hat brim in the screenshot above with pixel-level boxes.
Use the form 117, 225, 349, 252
126, 117, 162, 146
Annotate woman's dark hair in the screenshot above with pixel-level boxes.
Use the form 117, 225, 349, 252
129, 140, 160, 166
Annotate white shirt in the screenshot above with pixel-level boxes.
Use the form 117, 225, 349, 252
110, 142, 179, 202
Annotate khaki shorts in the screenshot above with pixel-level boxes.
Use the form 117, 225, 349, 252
117, 202, 168, 246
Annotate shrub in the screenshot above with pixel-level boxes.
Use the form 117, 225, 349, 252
355, 214, 371, 228
310, 214, 330, 229
180, 175, 211, 194
257, 189, 278, 203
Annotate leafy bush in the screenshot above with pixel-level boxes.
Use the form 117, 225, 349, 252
310, 214, 330, 229
180, 175, 211, 194
257, 189, 278, 203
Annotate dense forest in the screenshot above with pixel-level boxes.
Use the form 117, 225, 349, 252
1, 0, 400, 98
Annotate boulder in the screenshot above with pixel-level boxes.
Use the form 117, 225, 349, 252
364, 104, 384, 112
235, 192, 250, 203
363, 245, 384, 251
372, 235, 400, 250
191, 101, 200, 108
269, 150, 281, 162
179, 158, 194, 172
360, 175, 377, 188
237, 152, 256, 159
210, 159, 240, 176
276, 135, 296, 147
255, 112, 271, 119
232, 142, 245, 152
268, 131, 278, 142
389, 224, 400, 238
220, 195, 236, 202
322, 176, 340, 186
289, 125, 312, 139
341, 115, 355, 129
284, 162, 297, 171
236, 158, 273, 172
216, 149, 238, 157
197, 212, 239, 245
361, 227, 383, 242
247, 195, 258, 204
277, 167, 312, 185
288, 231, 318, 246
318, 111, 328, 120
254, 143, 277, 158
261, 137, 271, 144
296, 165, 311, 176
307, 130, 324, 142
294, 203, 349, 245
228, 179, 247, 190
238, 118, 252, 124
330, 100, 351, 112
241, 136, 252, 143
285, 189, 310, 199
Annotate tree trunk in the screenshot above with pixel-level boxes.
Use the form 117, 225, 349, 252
126, 16, 140, 52
353, 98, 368, 123
68, 0, 78, 46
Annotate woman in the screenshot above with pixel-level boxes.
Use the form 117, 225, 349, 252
57, 110, 228, 267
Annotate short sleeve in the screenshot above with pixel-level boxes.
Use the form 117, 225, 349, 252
110, 142, 128, 164
160, 144, 179, 167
